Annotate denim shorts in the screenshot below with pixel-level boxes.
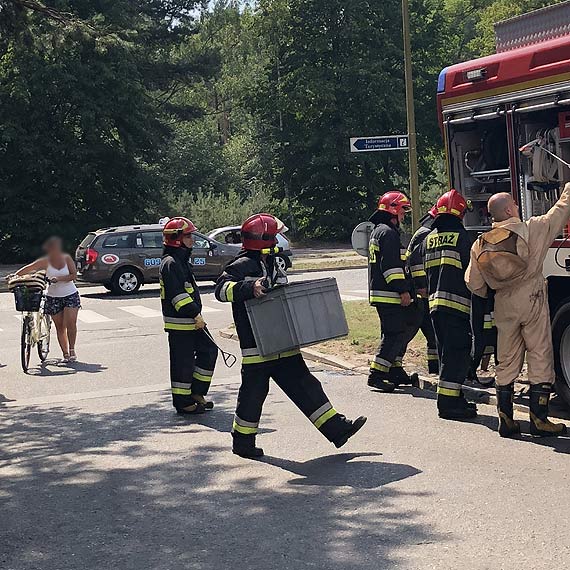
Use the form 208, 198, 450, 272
45, 292, 81, 315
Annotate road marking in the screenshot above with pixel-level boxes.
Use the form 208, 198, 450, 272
341, 294, 366, 302
78, 310, 112, 323
201, 305, 222, 314
118, 305, 161, 318
350, 290, 369, 294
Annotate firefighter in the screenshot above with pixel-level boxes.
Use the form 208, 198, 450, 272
466, 184, 570, 437
368, 191, 422, 392
422, 189, 477, 420
160, 217, 218, 414
215, 213, 367, 458
406, 205, 439, 375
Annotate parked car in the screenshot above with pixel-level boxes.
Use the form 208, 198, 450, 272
207, 225, 293, 272
75, 224, 241, 295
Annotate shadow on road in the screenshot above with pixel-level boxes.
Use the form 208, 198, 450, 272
0, 393, 440, 570
81, 283, 215, 301
24, 359, 107, 377
262, 452, 421, 489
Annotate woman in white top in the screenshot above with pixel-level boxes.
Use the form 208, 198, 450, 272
16, 237, 81, 362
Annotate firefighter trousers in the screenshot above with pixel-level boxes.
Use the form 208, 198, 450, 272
369, 303, 422, 376
494, 280, 554, 386
432, 311, 472, 395
232, 353, 348, 442
168, 331, 218, 409
419, 298, 438, 369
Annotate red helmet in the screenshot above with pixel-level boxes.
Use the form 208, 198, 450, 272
435, 189, 469, 219
377, 191, 412, 216
162, 217, 197, 248
241, 213, 279, 251
429, 204, 438, 218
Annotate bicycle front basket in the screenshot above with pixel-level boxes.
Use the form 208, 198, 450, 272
13, 286, 43, 312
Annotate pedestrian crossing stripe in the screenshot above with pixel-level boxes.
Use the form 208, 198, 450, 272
77, 310, 112, 323
119, 306, 161, 318
201, 306, 222, 314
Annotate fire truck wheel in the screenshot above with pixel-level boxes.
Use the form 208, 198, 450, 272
552, 300, 570, 408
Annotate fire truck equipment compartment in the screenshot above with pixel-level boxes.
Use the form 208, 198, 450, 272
245, 278, 349, 356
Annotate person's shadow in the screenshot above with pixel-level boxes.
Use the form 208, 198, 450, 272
25, 360, 107, 376
261, 452, 421, 488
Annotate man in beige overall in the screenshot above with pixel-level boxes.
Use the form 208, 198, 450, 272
466, 183, 570, 437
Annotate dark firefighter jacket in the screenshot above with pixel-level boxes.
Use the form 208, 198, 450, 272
406, 214, 434, 291
159, 246, 202, 332
368, 210, 413, 306
214, 250, 289, 364
421, 214, 471, 319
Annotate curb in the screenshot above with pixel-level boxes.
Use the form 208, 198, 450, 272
289, 264, 366, 275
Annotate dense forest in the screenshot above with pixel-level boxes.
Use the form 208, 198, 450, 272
0, 0, 563, 260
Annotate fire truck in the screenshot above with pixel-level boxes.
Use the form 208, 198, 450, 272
436, 1, 570, 405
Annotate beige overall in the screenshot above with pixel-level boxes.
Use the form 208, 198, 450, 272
466, 184, 570, 386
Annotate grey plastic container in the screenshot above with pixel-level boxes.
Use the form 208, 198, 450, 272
245, 278, 348, 357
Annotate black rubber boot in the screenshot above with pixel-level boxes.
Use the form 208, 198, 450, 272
368, 372, 396, 392
191, 394, 214, 410
389, 367, 419, 387
176, 402, 206, 415
232, 434, 264, 458
333, 416, 367, 449
495, 384, 521, 438
459, 392, 478, 412
428, 360, 440, 375
529, 383, 567, 437
437, 394, 478, 420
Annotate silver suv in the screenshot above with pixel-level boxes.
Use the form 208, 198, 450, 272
75, 224, 241, 295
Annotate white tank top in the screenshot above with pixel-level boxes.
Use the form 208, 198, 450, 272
46, 260, 78, 298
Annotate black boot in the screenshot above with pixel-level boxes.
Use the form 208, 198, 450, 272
437, 394, 478, 420
368, 372, 396, 392
529, 383, 567, 437
495, 384, 520, 438
333, 416, 367, 449
459, 391, 478, 412
232, 434, 264, 458
191, 394, 214, 410
389, 366, 419, 387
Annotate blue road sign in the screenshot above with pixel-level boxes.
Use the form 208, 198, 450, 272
350, 135, 409, 153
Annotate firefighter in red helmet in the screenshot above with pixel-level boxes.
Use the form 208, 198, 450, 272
367, 191, 422, 392
215, 213, 367, 458
160, 217, 217, 414
420, 190, 477, 420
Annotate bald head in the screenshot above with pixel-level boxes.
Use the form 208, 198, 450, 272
488, 192, 519, 222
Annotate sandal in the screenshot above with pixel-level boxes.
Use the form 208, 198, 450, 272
68, 350, 77, 363
62, 353, 70, 363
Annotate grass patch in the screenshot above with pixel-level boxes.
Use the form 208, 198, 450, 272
318, 301, 428, 373
293, 258, 367, 271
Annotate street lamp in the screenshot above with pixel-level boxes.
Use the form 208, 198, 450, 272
402, 0, 421, 230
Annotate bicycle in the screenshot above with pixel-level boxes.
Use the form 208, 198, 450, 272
9, 274, 52, 373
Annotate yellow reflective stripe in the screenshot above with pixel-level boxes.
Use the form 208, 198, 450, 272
427, 354, 439, 361
172, 387, 192, 395
429, 299, 470, 314
242, 349, 300, 365
184, 282, 195, 294
160, 279, 165, 300
411, 270, 427, 278
226, 282, 236, 302
370, 296, 401, 304
314, 408, 338, 429
174, 296, 193, 311
370, 361, 390, 372
437, 387, 461, 397
164, 323, 197, 331
232, 422, 257, 435
385, 272, 405, 283
425, 257, 462, 269
483, 322, 493, 330
193, 371, 212, 383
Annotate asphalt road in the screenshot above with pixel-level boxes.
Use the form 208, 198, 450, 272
2, 267, 570, 570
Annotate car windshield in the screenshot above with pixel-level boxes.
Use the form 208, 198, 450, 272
79, 233, 96, 248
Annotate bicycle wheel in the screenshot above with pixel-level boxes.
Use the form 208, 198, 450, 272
20, 315, 32, 373
37, 314, 51, 362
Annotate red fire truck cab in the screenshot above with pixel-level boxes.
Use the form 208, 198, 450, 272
436, 2, 570, 405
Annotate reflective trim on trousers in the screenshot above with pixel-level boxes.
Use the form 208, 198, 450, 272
232, 414, 259, 435
437, 380, 462, 397
309, 402, 338, 429
370, 356, 391, 373
172, 382, 192, 396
